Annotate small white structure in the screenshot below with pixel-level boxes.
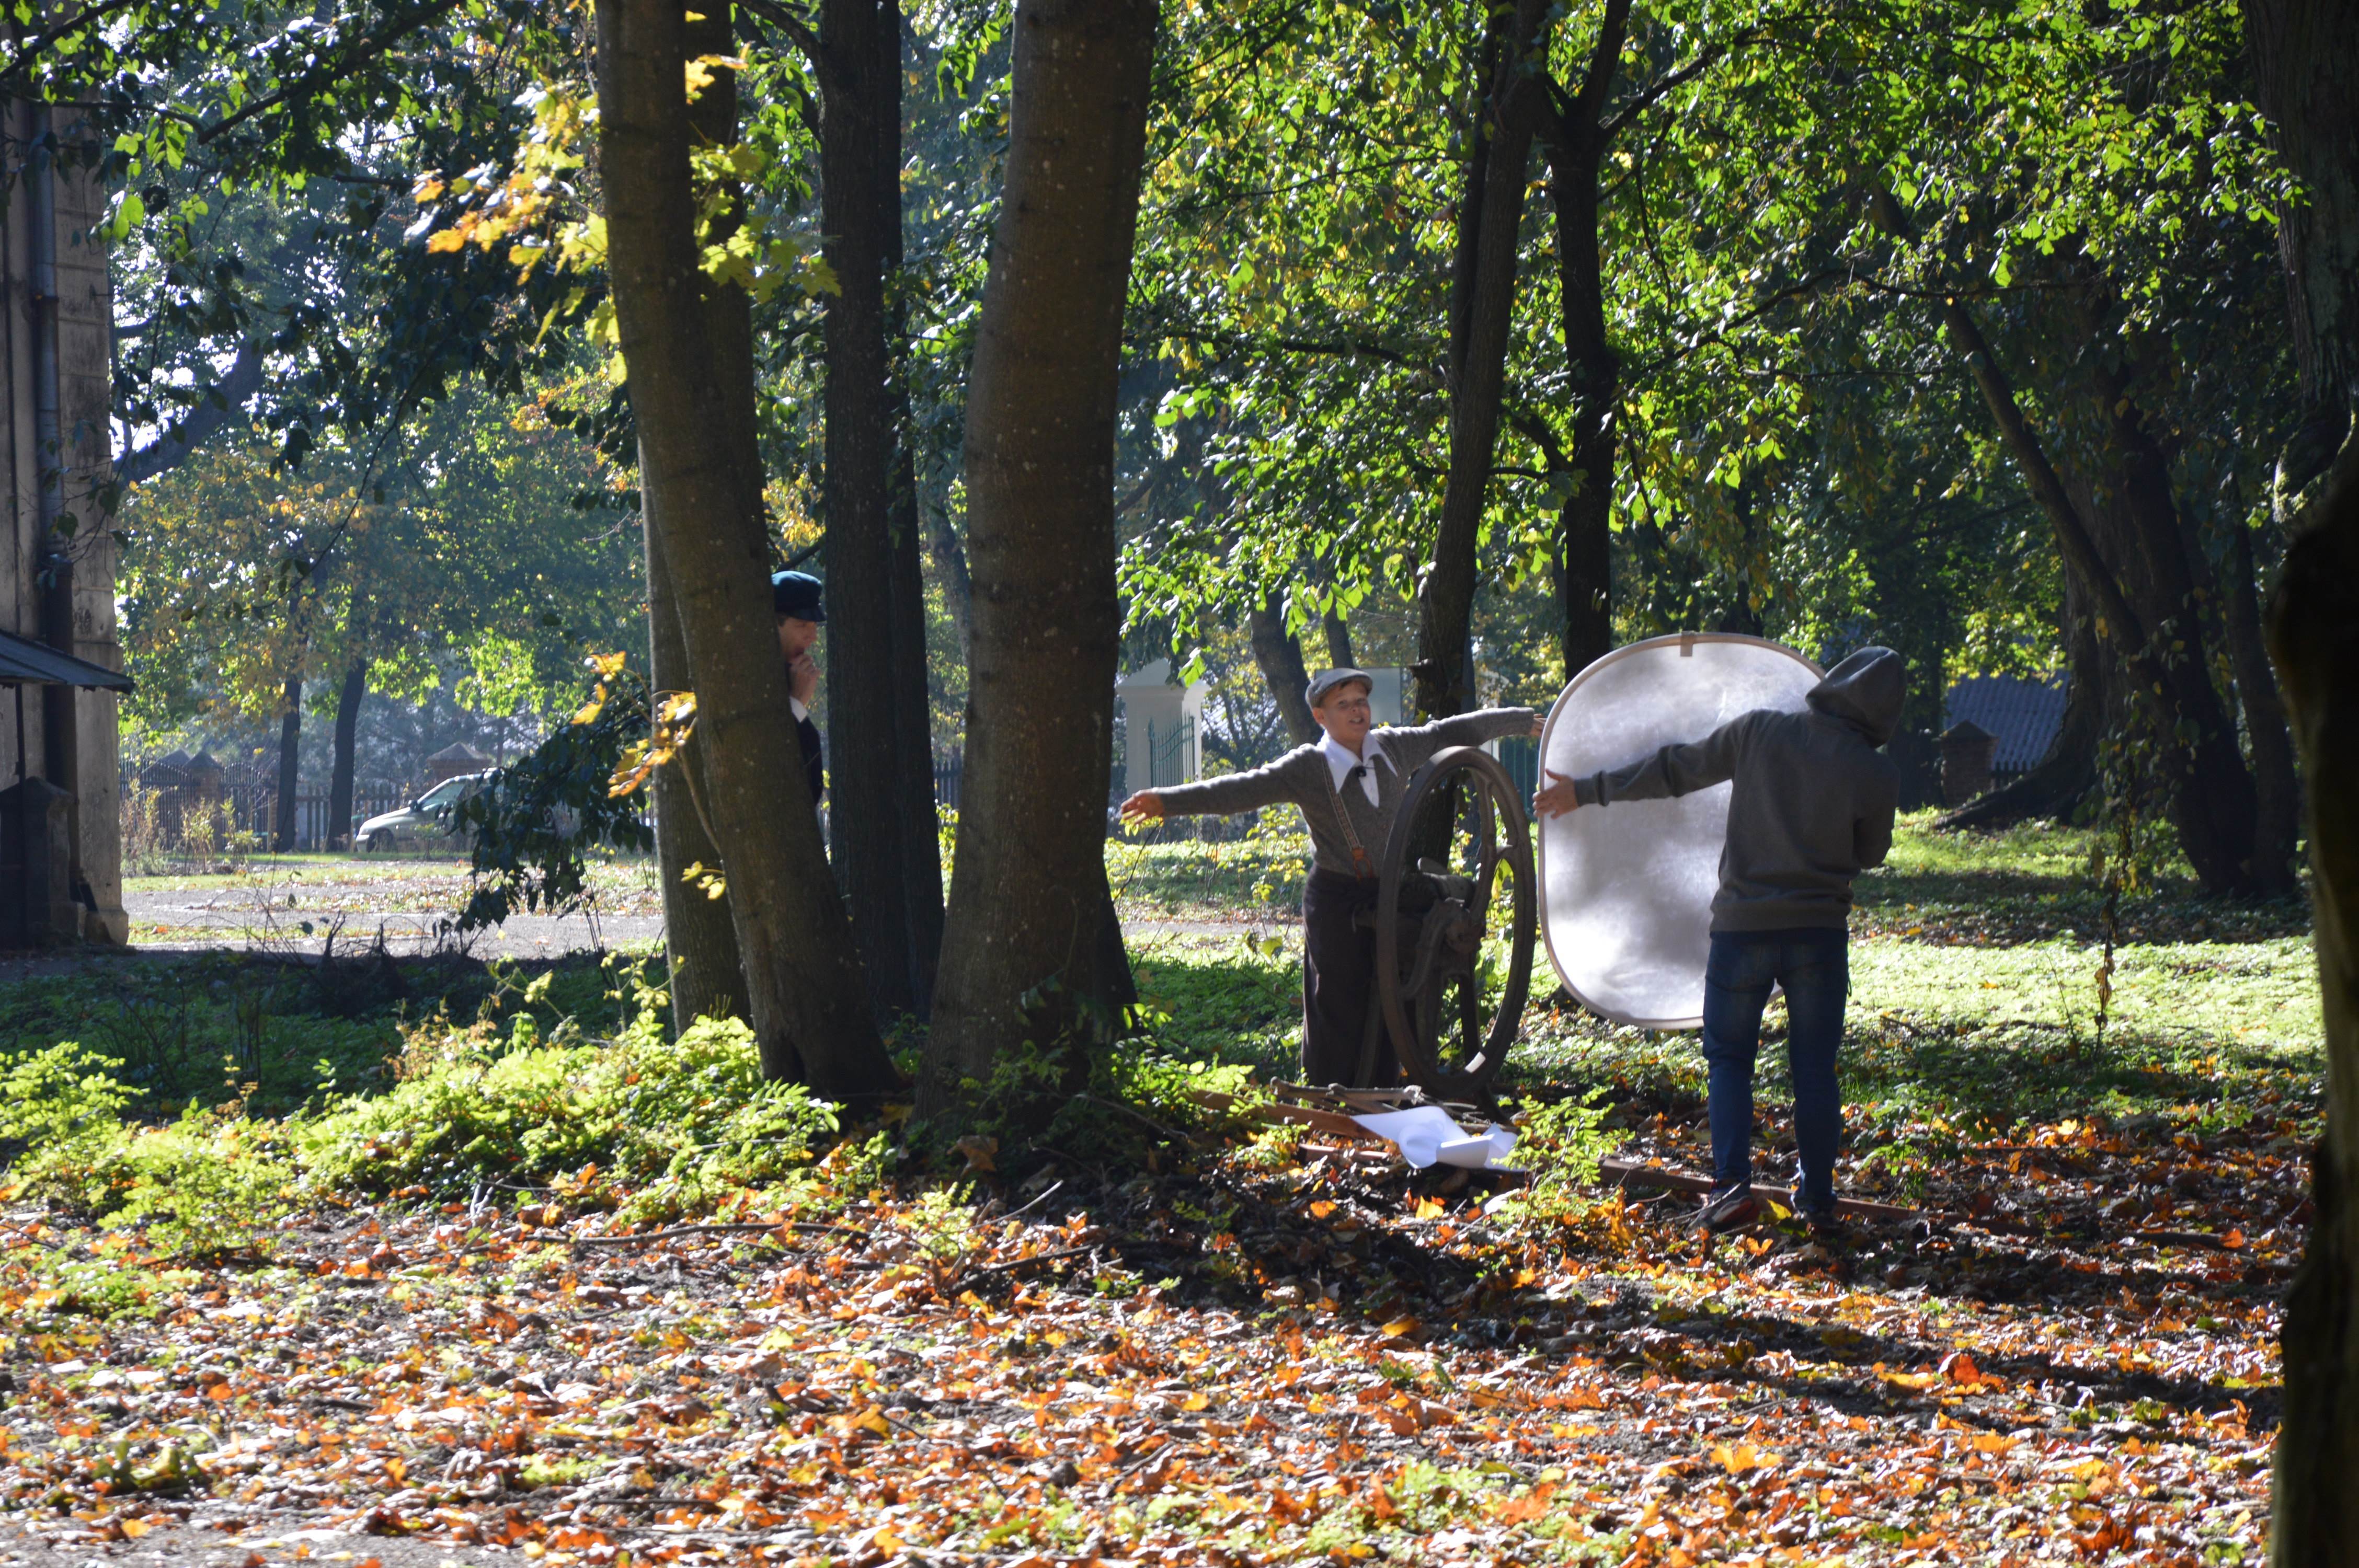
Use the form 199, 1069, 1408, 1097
1363, 667, 1409, 726
1115, 660, 1207, 797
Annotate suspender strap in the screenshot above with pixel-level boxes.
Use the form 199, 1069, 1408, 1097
1325, 760, 1377, 882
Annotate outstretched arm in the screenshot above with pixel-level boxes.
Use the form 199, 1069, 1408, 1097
1573, 715, 1748, 806
1132, 757, 1299, 821
1421, 707, 1544, 750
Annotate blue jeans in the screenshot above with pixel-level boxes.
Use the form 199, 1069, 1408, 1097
1701, 929, 1849, 1213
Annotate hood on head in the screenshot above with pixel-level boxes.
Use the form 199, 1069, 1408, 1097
1806, 647, 1905, 746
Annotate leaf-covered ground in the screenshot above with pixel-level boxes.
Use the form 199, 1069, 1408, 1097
0, 815, 2316, 1565
0, 1139, 2289, 1566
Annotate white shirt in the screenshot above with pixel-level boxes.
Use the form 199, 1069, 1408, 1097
1319, 731, 1390, 805
789, 696, 809, 723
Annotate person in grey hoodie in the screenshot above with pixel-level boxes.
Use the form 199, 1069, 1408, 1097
1534, 647, 1905, 1235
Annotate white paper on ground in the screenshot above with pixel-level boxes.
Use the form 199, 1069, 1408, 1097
1435, 1125, 1518, 1169
1349, 1107, 1519, 1170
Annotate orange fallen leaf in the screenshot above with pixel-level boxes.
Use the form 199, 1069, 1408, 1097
1710, 1442, 1779, 1473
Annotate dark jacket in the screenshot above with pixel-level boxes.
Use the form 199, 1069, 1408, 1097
789, 691, 824, 805
1570, 648, 1904, 933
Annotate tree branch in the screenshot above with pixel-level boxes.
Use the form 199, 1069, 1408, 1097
735, 0, 841, 95
197, 0, 473, 146
1601, 37, 1729, 143
117, 338, 270, 486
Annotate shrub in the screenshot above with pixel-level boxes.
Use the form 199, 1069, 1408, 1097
296, 1010, 839, 1197
1, 1043, 296, 1260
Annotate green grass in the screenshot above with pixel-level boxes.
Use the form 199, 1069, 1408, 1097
1108, 814, 1312, 925
0, 949, 651, 1122
1120, 810, 2323, 1148
7, 811, 2323, 1174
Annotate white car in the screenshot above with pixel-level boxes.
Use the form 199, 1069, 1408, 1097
356, 771, 493, 852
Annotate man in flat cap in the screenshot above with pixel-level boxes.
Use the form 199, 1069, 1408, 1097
1120, 669, 1542, 1086
772, 570, 826, 811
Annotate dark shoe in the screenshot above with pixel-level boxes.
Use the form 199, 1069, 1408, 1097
1802, 1206, 1849, 1247
1698, 1186, 1761, 1234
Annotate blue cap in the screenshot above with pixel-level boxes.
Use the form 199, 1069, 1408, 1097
771, 570, 825, 622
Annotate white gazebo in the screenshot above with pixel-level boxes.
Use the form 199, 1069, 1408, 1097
1114, 660, 1207, 797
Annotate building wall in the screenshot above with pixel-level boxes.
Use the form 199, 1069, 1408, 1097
2, 102, 124, 943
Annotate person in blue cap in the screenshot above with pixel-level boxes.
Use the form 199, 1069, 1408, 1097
772, 570, 826, 808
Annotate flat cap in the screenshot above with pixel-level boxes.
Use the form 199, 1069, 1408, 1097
1306, 667, 1375, 709
771, 570, 826, 622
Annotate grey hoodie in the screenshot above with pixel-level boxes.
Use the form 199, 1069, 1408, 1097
1569, 647, 1905, 933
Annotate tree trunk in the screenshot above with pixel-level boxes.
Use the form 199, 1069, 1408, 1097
2226, 507, 2304, 893
2079, 365, 2271, 892
1539, 0, 1631, 682
2268, 434, 2359, 1568
1441, 15, 1502, 394
883, 52, 947, 1022
820, 0, 941, 1022
1322, 608, 1355, 671
2248, 1, 2359, 1557
327, 658, 364, 851
888, 428, 946, 1016
273, 676, 301, 853
919, 0, 1159, 1124
1869, 187, 2264, 895
1248, 597, 1318, 744
595, 0, 891, 1098
647, 529, 749, 1029
1415, 0, 1546, 720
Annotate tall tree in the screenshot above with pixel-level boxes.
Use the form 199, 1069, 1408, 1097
1415, 0, 1545, 720
326, 655, 367, 849
814, 0, 947, 1022
1247, 597, 1318, 744
921, 0, 1159, 1120
594, 0, 892, 1098
272, 674, 303, 851
2250, 0, 2359, 1556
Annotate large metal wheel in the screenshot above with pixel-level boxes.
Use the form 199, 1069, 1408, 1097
1369, 746, 1536, 1098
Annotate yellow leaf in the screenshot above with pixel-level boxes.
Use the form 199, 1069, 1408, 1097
569, 697, 605, 727
1413, 1196, 1445, 1220
1181, 1391, 1210, 1412
1307, 1200, 1336, 1219
1379, 1316, 1419, 1339
1710, 1442, 1779, 1473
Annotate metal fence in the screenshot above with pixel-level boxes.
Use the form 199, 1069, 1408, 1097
933, 754, 963, 813
1492, 733, 1540, 804
1145, 716, 1195, 789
